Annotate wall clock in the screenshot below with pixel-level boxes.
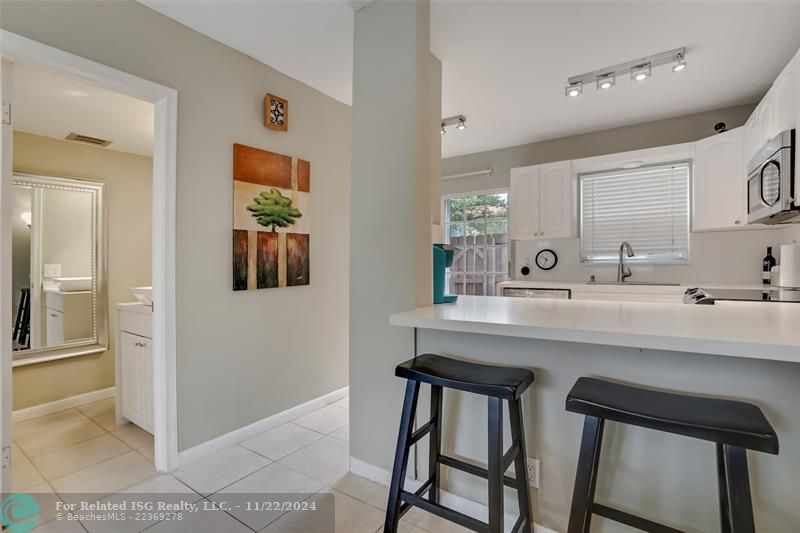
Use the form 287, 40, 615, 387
264, 93, 288, 132
535, 249, 558, 270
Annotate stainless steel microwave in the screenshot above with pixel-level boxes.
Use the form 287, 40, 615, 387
747, 129, 798, 224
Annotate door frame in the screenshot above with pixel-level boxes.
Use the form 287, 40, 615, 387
0, 29, 179, 484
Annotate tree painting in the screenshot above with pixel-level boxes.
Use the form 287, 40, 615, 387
247, 188, 303, 231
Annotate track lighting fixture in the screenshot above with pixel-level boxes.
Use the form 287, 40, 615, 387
673, 52, 686, 72
565, 82, 583, 98
631, 63, 651, 82
596, 74, 615, 90
564, 47, 685, 97
441, 115, 467, 134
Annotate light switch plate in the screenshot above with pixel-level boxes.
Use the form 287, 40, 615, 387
526, 458, 540, 488
44, 264, 62, 278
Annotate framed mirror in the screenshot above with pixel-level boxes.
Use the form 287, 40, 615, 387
11, 172, 107, 366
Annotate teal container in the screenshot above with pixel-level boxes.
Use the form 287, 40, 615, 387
433, 244, 458, 304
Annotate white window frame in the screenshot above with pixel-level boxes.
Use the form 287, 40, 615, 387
441, 188, 510, 296
578, 160, 692, 265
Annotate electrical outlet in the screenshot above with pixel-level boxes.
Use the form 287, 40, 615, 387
44, 264, 62, 278
526, 458, 540, 488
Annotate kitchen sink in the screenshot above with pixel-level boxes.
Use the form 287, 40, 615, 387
585, 281, 682, 286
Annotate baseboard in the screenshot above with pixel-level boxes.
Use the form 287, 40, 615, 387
13, 386, 116, 422
350, 457, 560, 533
177, 386, 349, 467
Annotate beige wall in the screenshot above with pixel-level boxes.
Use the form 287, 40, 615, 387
1, 1, 351, 448
12, 131, 152, 410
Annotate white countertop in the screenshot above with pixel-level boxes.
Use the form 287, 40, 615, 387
116, 302, 152, 314
390, 296, 800, 363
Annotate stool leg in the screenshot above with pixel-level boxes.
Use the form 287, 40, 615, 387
717, 444, 732, 533
428, 385, 443, 504
488, 396, 504, 533
567, 416, 605, 533
384, 380, 420, 533
509, 398, 534, 533
723, 445, 755, 533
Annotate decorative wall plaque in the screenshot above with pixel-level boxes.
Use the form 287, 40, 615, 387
264, 93, 288, 132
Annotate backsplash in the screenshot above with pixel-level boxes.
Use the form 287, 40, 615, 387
513, 226, 800, 285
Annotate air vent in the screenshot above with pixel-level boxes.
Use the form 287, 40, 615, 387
65, 132, 112, 147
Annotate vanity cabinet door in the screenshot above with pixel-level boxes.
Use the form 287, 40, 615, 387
45, 308, 64, 346
120, 331, 153, 434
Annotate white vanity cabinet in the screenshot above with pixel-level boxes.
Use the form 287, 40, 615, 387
44, 289, 93, 345
509, 161, 572, 240
116, 303, 153, 434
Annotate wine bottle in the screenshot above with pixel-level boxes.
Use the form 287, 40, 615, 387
763, 246, 776, 285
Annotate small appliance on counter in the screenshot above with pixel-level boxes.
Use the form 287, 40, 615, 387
683, 287, 800, 304
433, 244, 457, 304
777, 242, 800, 289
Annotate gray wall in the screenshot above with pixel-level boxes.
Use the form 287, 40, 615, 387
441, 104, 755, 196
349, 0, 440, 473
417, 330, 800, 533
1, 1, 351, 449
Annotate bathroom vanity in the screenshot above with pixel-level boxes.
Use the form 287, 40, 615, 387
115, 302, 154, 434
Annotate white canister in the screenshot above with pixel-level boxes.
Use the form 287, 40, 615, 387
779, 242, 800, 289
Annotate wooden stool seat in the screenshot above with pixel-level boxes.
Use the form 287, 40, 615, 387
385, 354, 536, 533
565, 378, 779, 533
396, 353, 534, 400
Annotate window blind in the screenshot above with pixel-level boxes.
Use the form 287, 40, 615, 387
580, 161, 690, 263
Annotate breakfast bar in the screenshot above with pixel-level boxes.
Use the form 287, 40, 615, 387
387, 296, 800, 532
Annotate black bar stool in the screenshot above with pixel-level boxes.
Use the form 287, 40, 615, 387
565, 377, 779, 533
384, 353, 535, 533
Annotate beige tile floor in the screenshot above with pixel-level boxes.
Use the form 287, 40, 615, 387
10, 396, 470, 533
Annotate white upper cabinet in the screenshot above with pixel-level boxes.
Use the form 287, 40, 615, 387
693, 127, 746, 231
509, 165, 540, 240
539, 161, 573, 238
744, 49, 799, 165
510, 161, 573, 240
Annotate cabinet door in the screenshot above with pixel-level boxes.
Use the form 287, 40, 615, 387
769, 63, 796, 136
509, 165, 540, 239
539, 161, 572, 238
45, 308, 64, 346
693, 128, 745, 231
140, 338, 154, 434
120, 332, 144, 427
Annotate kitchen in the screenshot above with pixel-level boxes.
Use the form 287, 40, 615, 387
361, 19, 800, 533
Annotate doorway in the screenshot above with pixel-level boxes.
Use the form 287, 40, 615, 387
1, 30, 178, 494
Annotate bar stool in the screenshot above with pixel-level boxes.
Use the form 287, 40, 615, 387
384, 353, 535, 533
565, 377, 779, 533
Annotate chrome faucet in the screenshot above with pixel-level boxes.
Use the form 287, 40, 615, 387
617, 242, 635, 282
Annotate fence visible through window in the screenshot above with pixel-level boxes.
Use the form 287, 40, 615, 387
443, 192, 509, 296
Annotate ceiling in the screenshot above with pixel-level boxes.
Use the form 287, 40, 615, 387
138, 1, 800, 158
13, 63, 154, 157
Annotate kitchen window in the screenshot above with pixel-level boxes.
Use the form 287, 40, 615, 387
580, 161, 690, 263
443, 192, 509, 296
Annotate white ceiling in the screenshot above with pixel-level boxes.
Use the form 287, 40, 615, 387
13, 63, 154, 157
138, 1, 800, 158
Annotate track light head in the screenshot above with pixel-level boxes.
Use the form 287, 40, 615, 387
596, 73, 615, 90
631, 63, 651, 82
441, 123, 446, 135
565, 82, 583, 98
673, 52, 686, 72
456, 117, 467, 131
